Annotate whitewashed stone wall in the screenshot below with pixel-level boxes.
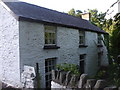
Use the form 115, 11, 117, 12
0, 3, 21, 87
19, 21, 80, 88
19, 20, 108, 87
84, 32, 108, 76
100, 34, 109, 66
0, 2, 108, 88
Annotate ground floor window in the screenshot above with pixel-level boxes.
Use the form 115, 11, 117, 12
45, 58, 56, 88
98, 52, 103, 67
80, 54, 86, 74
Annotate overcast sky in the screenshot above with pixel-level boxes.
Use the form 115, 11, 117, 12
18, 0, 118, 18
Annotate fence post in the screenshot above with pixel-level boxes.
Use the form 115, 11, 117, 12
78, 74, 88, 88
94, 80, 106, 90
35, 63, 40, 88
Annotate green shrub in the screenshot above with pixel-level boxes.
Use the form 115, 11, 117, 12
56, 63, 80, 76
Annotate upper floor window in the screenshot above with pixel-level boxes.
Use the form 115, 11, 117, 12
44, 25, 56, 45
97, 34, 102, 45
79, 31, 85, 45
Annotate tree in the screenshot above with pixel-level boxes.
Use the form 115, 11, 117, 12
68, 8, 76, 16
88, 9, 107, 30
110, 13, 120, 60
103, 18, 113, 35
104, 13, 120, 86
68, 9, 107, 31
68, 8, 82, 18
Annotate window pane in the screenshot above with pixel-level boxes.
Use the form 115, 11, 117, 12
50, 74, 52, 80
45, 25, 56, 32
49, 67, 52, 71
53, 34, 56, 44
45, 67, 48, 72
79, 31, 84, 36
45, 61, 47, 65
45, 32, 49, 39
52, 66, 54, 70
45, 39, 47, 44
79, 31, 85, 45
46, 75, 48, 80
98, 53, 102, 66
44, 25, 56, 45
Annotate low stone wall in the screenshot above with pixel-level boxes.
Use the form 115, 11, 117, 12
1, 82, 21, 90
51, 70, 120, 90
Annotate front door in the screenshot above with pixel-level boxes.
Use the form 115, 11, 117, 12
80, 54, 86, 74
45, 58, 56, 88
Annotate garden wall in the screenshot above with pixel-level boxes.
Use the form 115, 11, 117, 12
51, 70, 120, 90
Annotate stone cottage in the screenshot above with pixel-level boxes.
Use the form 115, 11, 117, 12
0, 1, 109, 88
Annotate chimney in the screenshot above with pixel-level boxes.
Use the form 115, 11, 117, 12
81, 13, 91, 21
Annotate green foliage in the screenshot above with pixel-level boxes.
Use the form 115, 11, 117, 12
94, 64, 120, 86
68, 8, 76, 16
110, 13, 120, 60
56, 63, 80, 76
107, 63, 120, 87
68, 8, 82, 18
103, 18, 114, 35
88, 9, 106, 30
109, 13, 120, 85
94, 66, 108, 80
94, 13, 120, 87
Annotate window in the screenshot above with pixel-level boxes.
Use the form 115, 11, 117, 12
98, 53, 101, 67
79, 31, 85, 45
45, 58, 56, 88
44, 25, 56, 45
98, 52, 103, 67
79, 54, 86, 74
97, 34, 102, 45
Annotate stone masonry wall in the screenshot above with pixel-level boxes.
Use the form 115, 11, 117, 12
0, 1, 108, 88
0, 2, 21, 87
19, 20, 108, 87
51, 70, 120, 90
19, 21, 80, 88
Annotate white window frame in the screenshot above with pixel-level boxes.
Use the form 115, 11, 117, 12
45, 58, 56, 88
79, 31, 85, 45
44, 25, 57, 46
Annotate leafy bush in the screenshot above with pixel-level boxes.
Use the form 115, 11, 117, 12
56, 63, 80, 76
94, 67, 108, 80
94, 61, 120, 87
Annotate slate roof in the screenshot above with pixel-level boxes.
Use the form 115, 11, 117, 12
4, 1, 107, 34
